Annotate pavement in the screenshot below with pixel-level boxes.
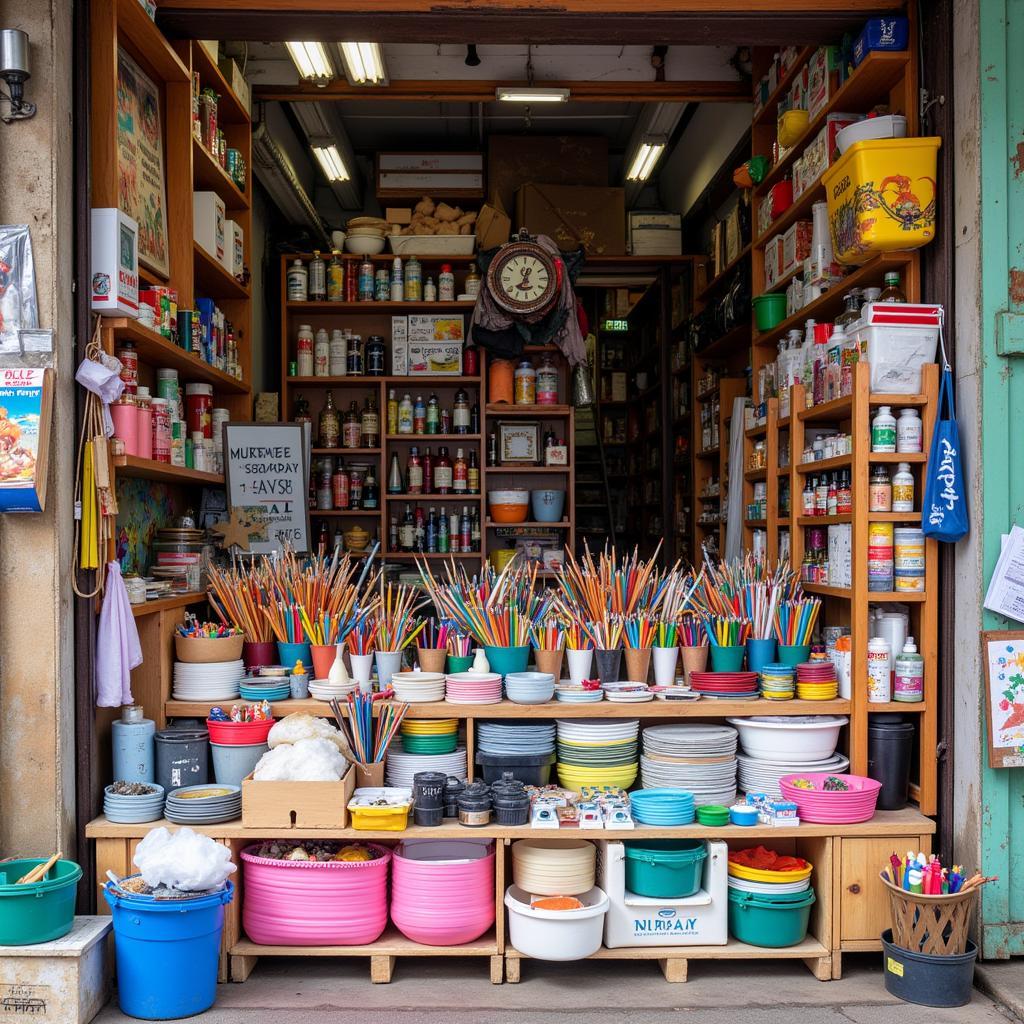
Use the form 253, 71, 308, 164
94, 954, 1023, 1024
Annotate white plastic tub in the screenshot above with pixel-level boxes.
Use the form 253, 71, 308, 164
726, 716, 848, 762
836, 115, 907, 155
504, 885, 609, 960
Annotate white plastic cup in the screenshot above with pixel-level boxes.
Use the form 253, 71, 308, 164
652, 645, 680, 687
566, 648, 594, 687
350, 652, 375, 694
375, 649, 404, 691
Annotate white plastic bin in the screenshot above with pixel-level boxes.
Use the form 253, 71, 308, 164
853, 322, 939, 393
504, 885, 608, 960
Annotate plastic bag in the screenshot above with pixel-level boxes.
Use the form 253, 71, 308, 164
254, 737, 347, 781
267, 713, 351, 756
133, 827, 237, 891
0, 225, 38, 354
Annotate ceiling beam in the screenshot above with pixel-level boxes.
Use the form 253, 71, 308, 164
253, 79, 749, 103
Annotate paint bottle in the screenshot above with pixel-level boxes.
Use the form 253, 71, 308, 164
893, 637, 924, 702
112, 705, 156, 784
871, 405, 897, 452
308, 251, 326, 301
867, 636, 892, 703
286, 258, 307, 302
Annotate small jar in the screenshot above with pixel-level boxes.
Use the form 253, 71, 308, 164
514, 360, 537, 405
488, 358, 515, 404
457, 782, 492, 827
535, 353, 559, 404
869, 464, 892, 511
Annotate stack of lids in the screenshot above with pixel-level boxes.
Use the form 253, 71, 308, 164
164, 784, 241, 825
555, 719, 640, 790
629, 788, 695, 826
795, 662, 839, 700
758, 663, 795, 700
477, 721, 555, 756
511, 838, 596, 896
689, 671, 759, 699
640, 724, 738, 807
386, 746, 468, 788
400, 719, 459, 755
695, 804, 730, 827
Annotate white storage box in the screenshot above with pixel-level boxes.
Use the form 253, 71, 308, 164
91, 208, 139, 317
599, 840, 728, 948
630, 212, 683, 256
225, 219, 244, 277
193, 191, 226, 264
852, 303, 941, 393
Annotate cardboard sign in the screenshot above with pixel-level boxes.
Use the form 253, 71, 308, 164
223, 422, 309, 553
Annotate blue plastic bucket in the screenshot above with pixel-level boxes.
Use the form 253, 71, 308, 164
104, 881, 234, 1020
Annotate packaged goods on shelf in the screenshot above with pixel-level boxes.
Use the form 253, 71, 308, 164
91, 208, 139, 316
193, 191, 226, 264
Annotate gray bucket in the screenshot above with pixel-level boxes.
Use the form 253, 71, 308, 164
155, 729, 210, 792
881, 929, 978, 1007
211, 741, 268, 786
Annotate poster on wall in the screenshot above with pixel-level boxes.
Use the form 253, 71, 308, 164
982, 630, 1024, 768
223, 423, 310, 554
116, 49, 169, 277
0, 367, 53, 513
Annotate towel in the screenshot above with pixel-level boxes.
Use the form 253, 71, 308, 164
95, 561, 143, 707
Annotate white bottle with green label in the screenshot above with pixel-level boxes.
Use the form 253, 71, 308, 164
871, 405, 897, 452
893, 637, 924, 702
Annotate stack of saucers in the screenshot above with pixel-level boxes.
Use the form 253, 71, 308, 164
172, 660, 243, 702
640, 724, 738, 807
392, 671, 446, 703
309, 675, 358, 702
477, 721, 555, 757
504, 671, 555, 704
556, 719, 639, 790
795, 662, 839, 700
759, 663, 795, 700
239, 677, 292, 702
602, 682, 654, 704
164, 784, 241, 825
386, 746, 467, 788
689, 671, 759, 700
103, 783, 166, 824
554, 683, 604, 704
445, 671, 503, 705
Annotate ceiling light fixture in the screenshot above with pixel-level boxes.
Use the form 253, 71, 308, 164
338, 42, 387, 84
311, 143, 350, 182
285, 41, 334, 85
626, 140, 666, 182
495, 86, 570, 103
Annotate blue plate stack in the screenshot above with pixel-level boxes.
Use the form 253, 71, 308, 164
103, 784, 166, 824
239, 678, 292, 702
504, 671, 556, 704
164, 784, 242, 825
629, 788, 696, 826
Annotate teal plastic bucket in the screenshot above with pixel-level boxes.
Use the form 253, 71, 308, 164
728, 886, 815, 947
745, 638, 778, 673
752, 293, 788, 331
277, 641, 312, 669
0, 859, 82, 945
104, 880, 234, 1020
484, 645, 530, 677
624, 840, 707, 898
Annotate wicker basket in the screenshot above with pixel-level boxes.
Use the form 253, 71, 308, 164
880, 872, 977, 955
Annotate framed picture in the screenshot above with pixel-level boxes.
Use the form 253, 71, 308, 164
499, 421, 539, 464
982, 630, 1024, 768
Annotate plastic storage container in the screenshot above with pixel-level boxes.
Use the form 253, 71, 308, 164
822, 138, 942, 265
882, 929, 978, 1007
868, 719, 915, 809
348, 788, 413, 831
727, 886, 816, 947
752, 293, 788, 331
624, 840, 707, 899
476, 750, 556, 785
853, 16, 910, 65
505, 884, 609, 960
0, 859, 82, 945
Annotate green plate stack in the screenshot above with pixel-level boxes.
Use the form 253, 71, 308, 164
400, 719, 458, 755
696, 804, 730, 827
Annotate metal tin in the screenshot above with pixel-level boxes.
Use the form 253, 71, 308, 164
358, 259, 375, 302
374, 268, 390, 301
893, 527, 925, 592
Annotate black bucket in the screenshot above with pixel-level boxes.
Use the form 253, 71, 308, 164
868, 719, 915, 809
881, 929, 978, 1007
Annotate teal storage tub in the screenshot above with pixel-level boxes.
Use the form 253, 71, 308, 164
728, 886, 816, 947
0, 859, 82, 945
624, 840, 707, 898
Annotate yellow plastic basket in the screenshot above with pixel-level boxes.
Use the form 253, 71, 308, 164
348, 802, 412, 831
822, 137, 941, 265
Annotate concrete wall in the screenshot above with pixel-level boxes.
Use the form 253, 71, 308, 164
0, 0, 76, 857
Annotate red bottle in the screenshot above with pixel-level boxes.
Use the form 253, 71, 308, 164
422, 446, 434, 494
332, 460, 350, 510
406, 446, 423, 495
434, 446, 453, 494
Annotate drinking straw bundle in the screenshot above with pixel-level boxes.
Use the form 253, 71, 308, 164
531, 615, 565, 651
624, 616, 657, 649
329, 694, 409, 764
678, 614, 707, 648
774, 597, 822, 646
376, 583, 428, 651
701, 614, 752, 647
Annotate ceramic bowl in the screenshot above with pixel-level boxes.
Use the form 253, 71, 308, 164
345, 235, 386, 256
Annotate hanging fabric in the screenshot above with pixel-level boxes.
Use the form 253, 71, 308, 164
95, 561, 143, 707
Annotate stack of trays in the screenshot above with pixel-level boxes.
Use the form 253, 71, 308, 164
554, 684, 604, 704
556, 719, 639, 790
477, 721, 555, 756
629, 788, 696, 826
737, 752, 850, 796
103, 784, 166, 824
504, 671, 555, 704
689, 671, 759, 700
239, 678, 291, 702
400, 719, 459, 755
164, 784, 241, 824
386, 746, 467, 788
392, 672, 446, 703
640, 724, 738, 807
795, 662, 839, 700
172, 660, 243, 701
759, 663, 795, 700
445, 671, 503, 705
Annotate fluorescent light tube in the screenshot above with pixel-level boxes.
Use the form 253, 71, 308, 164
312, 144, 350, 182
285, 42, 333, 83
626, 142, 665, 182
340, 42, 386, 84
495, 86, 570, 103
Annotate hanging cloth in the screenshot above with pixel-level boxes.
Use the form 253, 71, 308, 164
95, 561, 143, 707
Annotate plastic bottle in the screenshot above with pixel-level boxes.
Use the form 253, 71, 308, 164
891, 462, 915, 512
869, 465, 892, 511
438, 264, 455, 302
879, 271, 906, 303
398, 393, 414, 434
824, 324, 847, 403
413, 394, 426, 434
287, 258, 308, 301
424, 276, 437, 302
308, 251, 326, 301
390, 256, 404, 301
893, 637, 924, 702
326, 251, 344, 301
867, 637, 892, 703
871, 405, 897, 452
329, 329, 347, 376
896, 408, 923, 453
387, 389, 398, 436
296, 324, 314, 377
314, 328, 330, 376
405, 257, 422, 301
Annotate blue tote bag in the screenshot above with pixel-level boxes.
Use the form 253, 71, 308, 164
922, 347, 969, 541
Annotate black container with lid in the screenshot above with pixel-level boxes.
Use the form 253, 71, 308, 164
457, 781, 492, 827
443, 776, 465, 817
490, 772, 530, 826
867, 716, 916, 810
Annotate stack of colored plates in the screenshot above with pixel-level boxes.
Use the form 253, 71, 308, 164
445, 671, 503, 705
554, 684, 604, 703
172, 661, 243, 701
689, 672, 759, 700
103, 784, 166, 824
695, 804, 730, 827
239, 679, 292, 702
164, 784, 241, 824
504, 672, 555, 704
737, 752, 850, 796
555, 719, 639, 790
386, 747, 468, 788
795, 662, 839, 700
640, 724, 738, 807
392, 672, 446, 703
400, 719, 459, 755
759, 663, 795, 700
629, 788, 695, 826
477, 721, 555, 756
727, 873, 811, 895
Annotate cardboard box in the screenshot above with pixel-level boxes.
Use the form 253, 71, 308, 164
385, 207, 413, 225
193, 191, 225, 264
806, 45, 840, 120
242, 765, 355, 829
391, 315, 409, 375
515, 183, 626, 255
763, 234, 784, 289
409, 340, 462, 375
377, 152, 484, 197
218, 57, 250, 115
801, 113, 860, 188
629, 211, 682, 256
475, 194, 512, 251
224, 219, 244, 276
91, 208, 139, 317
724, 203, 742, 263
611, 372, 627, 402
782, 220, 814, 276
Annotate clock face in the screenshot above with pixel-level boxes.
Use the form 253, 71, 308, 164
487, 241, 558, 316
499, 254, 549, 304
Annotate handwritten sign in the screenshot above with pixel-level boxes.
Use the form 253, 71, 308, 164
223, 423, 309, 554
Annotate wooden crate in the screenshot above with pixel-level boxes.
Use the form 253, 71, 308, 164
241, 765, 355, 829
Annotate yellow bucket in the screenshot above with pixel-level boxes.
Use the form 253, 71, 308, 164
490, 548, 517, 572
822, 137, 941, 265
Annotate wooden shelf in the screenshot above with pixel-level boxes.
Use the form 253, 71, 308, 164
870, 452, 928, 463
131, 592, 207, 617
756, 51, 911, 196
309, 509, 380, 517
796, 454, 853, 474
798, 395, 853, 423
802, 583, 854, 599
745, 423, 767, 439
485, 404, 572, 417
114, 455, 223, 486
485, 465, 571, 474
193, 242, 249, 300
797, 514, 851, 526
381, 376, 481, 385
869, 391, 929, 407
698, 322, 749, 358
696, 446, 720, 460
385, 434, 481, 441
285, 301, 474, 313
311, 447, 381, 455
696, 242, 752, 301
868, 512, 924, 522
752, 46, 816, 127
116, 0, 189, 82
744, 468, 767, 481
869, 702, 928, 713
106, 318, 249, 393
189, 39, 250, 124
288, 377, 381, 386
745, 518, 767, 527
384, 551, 480, 560
485, 520, 571, 529
192, 138, 249, 211
385, 494, 483, 501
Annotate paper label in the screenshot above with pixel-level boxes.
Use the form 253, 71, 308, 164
886, 957, 904, 977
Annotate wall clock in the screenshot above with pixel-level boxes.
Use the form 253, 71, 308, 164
486, 233, 559, 317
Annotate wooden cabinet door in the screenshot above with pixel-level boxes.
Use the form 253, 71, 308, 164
840, 836, 920, 944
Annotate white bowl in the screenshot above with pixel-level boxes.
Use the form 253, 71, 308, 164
488, 489, 529, 505
726, 715, 848, 762
345, 235, 386, 256
835, 115, 908, 155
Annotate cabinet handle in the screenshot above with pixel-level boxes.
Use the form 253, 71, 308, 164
848, 884, 861, 894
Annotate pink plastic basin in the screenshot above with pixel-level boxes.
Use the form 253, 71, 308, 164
390, 841, 495, 945
241, 844, 391, 945
779, 773, 882, 823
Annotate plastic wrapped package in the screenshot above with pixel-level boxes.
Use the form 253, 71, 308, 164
0, 225, 38, 354
132, 826, 237, 891
254, 737, 347, 781
267, 713, 352, 757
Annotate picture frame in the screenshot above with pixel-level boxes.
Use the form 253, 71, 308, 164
499, 421, 540, 465
981, 630, 1024, 768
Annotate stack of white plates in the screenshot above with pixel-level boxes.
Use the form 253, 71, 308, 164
554, 683, 604, 703
392, 672, 446, 703
308, 677, 358, 701
511, 838, 596, 896
477, 722, 555, 755
172, 660, 243, 701
603, 682, 654, 704
504, 672, 555, 704
737, 751, 850, 796
385, 746, 467, 788
640, 724, 738, 806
